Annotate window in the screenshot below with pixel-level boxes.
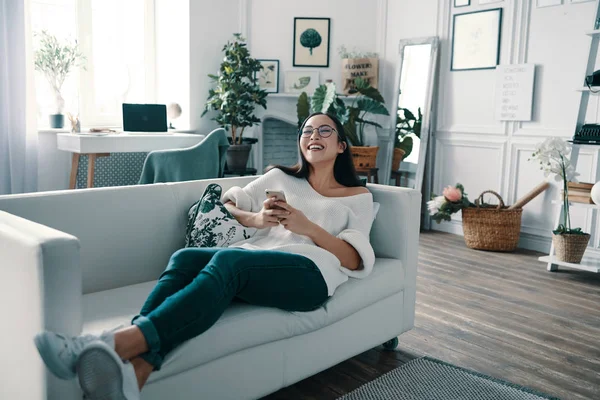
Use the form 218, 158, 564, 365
31, 0, 155, 128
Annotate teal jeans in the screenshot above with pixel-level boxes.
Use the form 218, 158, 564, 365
131, 247, 329, 369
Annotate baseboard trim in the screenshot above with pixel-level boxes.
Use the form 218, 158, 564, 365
430, 221, 551, 253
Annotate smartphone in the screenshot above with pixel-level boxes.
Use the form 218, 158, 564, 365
265, 189, 286, 203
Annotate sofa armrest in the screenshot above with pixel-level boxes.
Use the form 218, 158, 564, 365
0, 211, 82, 399
368, 184, 421, 287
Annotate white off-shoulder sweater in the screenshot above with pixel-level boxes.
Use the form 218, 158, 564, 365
222, 168, 376, 296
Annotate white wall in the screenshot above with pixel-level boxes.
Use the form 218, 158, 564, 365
190, 0, 241, 134
430, 0, 599, 253
249, 0, 378, 92
156, 0, 190, 130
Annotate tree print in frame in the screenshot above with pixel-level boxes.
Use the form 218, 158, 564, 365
293, 17, 331, 67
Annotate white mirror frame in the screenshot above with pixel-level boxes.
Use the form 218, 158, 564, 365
385, 36, 439, 199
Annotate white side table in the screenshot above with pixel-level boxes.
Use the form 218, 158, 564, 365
57, 132, 205, 189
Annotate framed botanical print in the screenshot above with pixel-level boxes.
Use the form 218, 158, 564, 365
451, 8, 503, 71
293, 17, 330, 67
284, 71, 319, 94
257, 59, 279, 93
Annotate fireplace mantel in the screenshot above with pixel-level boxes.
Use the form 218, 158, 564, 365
245, 95, 394, 181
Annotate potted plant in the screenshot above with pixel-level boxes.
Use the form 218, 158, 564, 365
393, 107, 422, 170
34, 31, 86, 129
296, 77, 389, 170
202, 33, 267, 170
529, 137, 589, 263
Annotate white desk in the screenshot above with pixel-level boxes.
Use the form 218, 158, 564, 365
57, 132, 206, 189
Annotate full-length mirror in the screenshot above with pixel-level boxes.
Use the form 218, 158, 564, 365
385, 36, 439, 199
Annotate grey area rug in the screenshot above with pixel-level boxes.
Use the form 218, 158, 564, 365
337, 357, 560, 400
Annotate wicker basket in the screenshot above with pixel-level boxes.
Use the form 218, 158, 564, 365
552, 233, 590, 263
461, 190, 523, 252
350, 146, 379, 169
391, 148, 406, 171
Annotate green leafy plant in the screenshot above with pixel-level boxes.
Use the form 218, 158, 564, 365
394, 107, 422, 159
300, 29, 322, 55
34, 31, 86, 114
296, 77, 388, 146
202, 34, 268, 145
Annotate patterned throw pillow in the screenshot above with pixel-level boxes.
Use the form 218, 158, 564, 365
185, 183, 256, 248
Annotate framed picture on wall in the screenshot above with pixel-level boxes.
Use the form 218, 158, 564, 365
293, 17, 330, 67
284, 71, 319, 93
451, 8, 502, 71
454, 0, 470, 7
256, 59, 279, 93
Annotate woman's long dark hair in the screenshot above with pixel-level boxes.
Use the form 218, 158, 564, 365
266, 113, 364, 187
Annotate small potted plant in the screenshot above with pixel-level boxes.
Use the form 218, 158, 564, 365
34, 31, 86, 128
202, 34, 267, 170
529, 137, 589, 263
296, 77, 388, 170
393, 107, 422, 171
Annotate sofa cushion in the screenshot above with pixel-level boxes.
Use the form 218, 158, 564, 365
82, 257, 405, 382
185, 183, 256, 248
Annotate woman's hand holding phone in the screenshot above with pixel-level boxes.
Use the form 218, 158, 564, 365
252, 197, 290, 229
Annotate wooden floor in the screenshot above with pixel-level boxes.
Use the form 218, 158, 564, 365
263, 231, 600, 400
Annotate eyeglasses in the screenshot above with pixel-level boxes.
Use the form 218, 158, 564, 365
299, 124, 337, 138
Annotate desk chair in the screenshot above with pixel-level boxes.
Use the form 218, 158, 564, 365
139, 128, 229, 184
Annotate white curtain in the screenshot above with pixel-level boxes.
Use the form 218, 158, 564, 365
0, 0, 38, 195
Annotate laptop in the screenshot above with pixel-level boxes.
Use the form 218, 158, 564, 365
122, 103, 169, 133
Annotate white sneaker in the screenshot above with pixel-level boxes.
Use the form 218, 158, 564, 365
76, 341, 140, 400
34, 330, 116, 380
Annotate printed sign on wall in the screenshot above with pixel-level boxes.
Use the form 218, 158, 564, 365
495, 64, 535, 121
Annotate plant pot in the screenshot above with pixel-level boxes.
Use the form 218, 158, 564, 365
350, 146, 379, 169
552, 233, 590, 263
49, 114, 64, 129
226, 144, 252, 171
391, 148, 406, 171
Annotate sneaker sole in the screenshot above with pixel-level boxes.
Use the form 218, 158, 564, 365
34, 332, 75, 380
76, 342, 128, 400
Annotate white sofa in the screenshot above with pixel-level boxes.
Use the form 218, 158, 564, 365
0, 176, 420, 400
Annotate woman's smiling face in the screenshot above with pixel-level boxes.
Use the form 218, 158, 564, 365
299, 114, 346, 166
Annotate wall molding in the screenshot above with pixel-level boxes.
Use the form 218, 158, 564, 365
433, 137, 507, 196
239, 0, 250, 44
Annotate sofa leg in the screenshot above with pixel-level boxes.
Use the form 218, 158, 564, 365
382, 337, 399, 350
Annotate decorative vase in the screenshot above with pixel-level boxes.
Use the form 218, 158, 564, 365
391, 148, 406, 171
226, 144, 252, 171
552, 233, 590, 263
591, 181, 600, 204
350, 146, 379, 169
49, 114, 64, 129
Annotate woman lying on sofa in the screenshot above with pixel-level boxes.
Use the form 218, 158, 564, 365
34, 112, 376, 400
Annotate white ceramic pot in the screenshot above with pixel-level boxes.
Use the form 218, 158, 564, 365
591, 181, 600, 204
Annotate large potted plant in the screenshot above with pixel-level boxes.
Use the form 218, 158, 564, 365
297, 77, 388, 169
393, 107, 422, 170
202, 33, 267, 170
529, 137, 589, 263
34, 31, 86, 128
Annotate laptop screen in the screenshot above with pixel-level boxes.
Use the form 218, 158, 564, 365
122, 103, 168, 132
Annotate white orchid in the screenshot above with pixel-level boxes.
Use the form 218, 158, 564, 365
529, 137, 581, 234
